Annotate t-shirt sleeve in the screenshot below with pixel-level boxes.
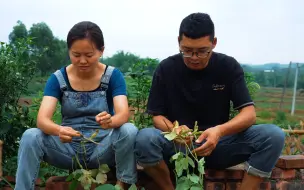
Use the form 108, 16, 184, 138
147, 65, 167, 116
43, 74, 62, 99
230, 58, 254, 110
109, 68, 127, 97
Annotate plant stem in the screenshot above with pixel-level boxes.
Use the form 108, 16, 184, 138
0, 176, 14, 189
81, 142, 88, 169
75, 153, 83, 169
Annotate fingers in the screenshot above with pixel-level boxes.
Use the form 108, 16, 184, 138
61, 127, 80, 137
192, 139, 216, 156
174, 125, 191, 135
196, 132, 207, 143
58, 127, 80, 144
59, 135, 73, 143
96, 111, 107, 117
96, 112, 111, 124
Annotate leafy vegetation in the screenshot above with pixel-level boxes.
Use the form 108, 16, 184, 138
65, 130, 138, 190
0, 39, 37, 179
163, 121, 205, 190
126, 59, 156, 129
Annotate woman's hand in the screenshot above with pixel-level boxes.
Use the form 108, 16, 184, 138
96, 111, 112, 129
59, 127, 81, 143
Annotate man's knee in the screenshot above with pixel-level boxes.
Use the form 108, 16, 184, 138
135, 128, 163, 150
134, 128, 166, 165
253, 124, 285, 152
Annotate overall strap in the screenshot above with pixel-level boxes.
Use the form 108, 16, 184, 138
54, 70, 68, 91
100, 65, 115, 91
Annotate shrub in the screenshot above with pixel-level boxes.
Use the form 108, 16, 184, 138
0, 38, 38, 175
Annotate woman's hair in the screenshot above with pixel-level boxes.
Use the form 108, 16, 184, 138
67, 21, 104, 50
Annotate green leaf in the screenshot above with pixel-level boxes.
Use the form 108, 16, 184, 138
190, 185, 202, 190
74, 172, 82, 180
176, 177, 191, 190
187, 156, 195, 168
198, 157, 205, 174
73, 169, 83, 175
164, 131, 177, 141
199, 157, 205, 165
95, 184, 116, 190
182, 157, 188, 170
115, 184, 123, 190
188, 174, 199, 184
128, 184, 137, 190
96, 173, 107, 184
172, 152, 182, 160
69, 180, 78, 190
91, 169, 98, 177
175, 160, 184, 177
0, 121, 11, 135
198, 163, 204, 174
84, 183, 91, 190
99, 164, 111, 173
66, 173, 74, 182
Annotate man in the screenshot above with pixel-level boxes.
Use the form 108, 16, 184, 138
134, 12, 285, 190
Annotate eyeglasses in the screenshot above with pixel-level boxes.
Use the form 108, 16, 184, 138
180, 49, 211, 58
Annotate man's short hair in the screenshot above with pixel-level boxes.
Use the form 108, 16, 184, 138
179, 12, 215, 41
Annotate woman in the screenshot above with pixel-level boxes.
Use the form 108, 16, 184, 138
15, 21, 138, 190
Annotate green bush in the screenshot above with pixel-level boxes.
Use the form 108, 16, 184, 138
125, 59, 155, 129
230, 72, 260, 119
0, 38, 38, 176
258, 111, 272, 119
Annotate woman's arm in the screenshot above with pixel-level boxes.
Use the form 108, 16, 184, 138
36, 96, 61, 135
96, 95, 130, 129
37, 96, 80, 142
110, 95, 130, 128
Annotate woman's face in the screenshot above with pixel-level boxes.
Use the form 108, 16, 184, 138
69, 38, 103, 73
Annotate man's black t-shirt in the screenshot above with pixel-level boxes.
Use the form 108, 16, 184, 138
147, 52, 254, 131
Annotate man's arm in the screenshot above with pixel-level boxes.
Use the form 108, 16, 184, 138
217, 57, 256, 137
217, 105, 256, 137
152, 115, 174, 132
146, 64, 172, 131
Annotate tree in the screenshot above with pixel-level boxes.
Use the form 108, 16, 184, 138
101, 51, 159, 74
28, 22, 55, 75
9, 20, 28, 45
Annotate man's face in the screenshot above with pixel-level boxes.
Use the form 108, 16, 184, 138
179, 34, 216, 70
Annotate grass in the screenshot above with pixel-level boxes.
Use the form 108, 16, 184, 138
254, 87, 304, 126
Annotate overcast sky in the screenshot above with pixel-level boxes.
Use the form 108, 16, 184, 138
0, 0, 303, 64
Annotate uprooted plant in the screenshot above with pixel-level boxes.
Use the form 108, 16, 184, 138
66, 129, 137, 190
162, 121, 205, 190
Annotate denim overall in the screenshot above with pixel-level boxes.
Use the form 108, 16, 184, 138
54, 65, 115, 156
15, 66, 138, 190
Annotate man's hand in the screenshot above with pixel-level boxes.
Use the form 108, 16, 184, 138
59, 127, 81, 143
173, 125, 193, 145
193, 126, 222, 156
96, 111, 112, 129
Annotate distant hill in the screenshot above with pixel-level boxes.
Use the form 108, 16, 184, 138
241, 63, 290, 71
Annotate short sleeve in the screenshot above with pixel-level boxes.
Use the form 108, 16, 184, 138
43, 74, 62, 99
147, 65, 167, 116
230, 58, 254, 110
109, 68, 127, 97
